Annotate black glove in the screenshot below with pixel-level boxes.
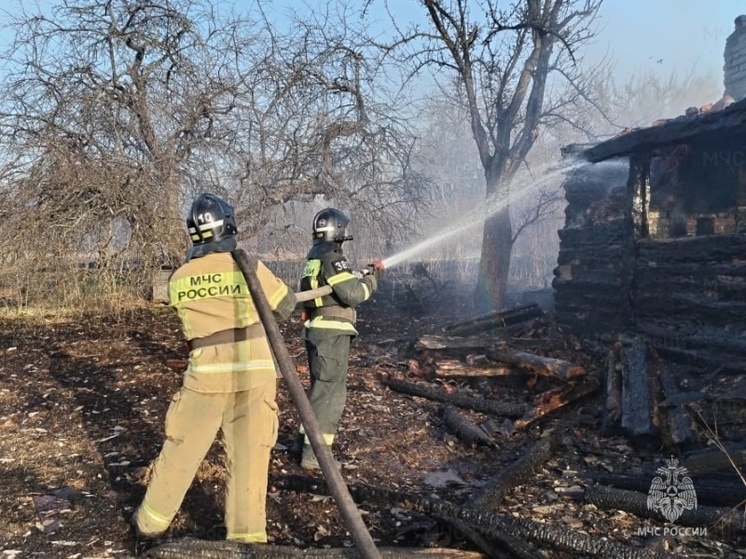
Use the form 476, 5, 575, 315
365, 260, 385, 280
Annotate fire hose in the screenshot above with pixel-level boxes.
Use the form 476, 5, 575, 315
294, 261, 382, 303
232, 250, 381, 559
294, 284, 333, 303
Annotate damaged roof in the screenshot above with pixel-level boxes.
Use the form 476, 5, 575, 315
583, 97, 746, 163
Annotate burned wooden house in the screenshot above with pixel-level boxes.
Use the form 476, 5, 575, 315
554, 95, 746, 445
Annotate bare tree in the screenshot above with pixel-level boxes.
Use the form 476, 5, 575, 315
373, 0, 603, 310
0, 0, 427, 306
229, 4, 431, 261
409, 92, 567, 289
0, 0, 260, 303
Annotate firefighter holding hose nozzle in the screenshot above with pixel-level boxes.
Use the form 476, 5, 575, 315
292, 207, 384, 470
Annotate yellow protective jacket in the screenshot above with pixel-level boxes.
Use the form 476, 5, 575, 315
169, 251, 296, 393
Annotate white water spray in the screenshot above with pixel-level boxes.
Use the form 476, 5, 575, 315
381, 159, 591, 269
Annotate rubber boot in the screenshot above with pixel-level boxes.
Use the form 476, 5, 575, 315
300, 444, 320, 470
130, 512, 167, 556
300, 445, 340, 471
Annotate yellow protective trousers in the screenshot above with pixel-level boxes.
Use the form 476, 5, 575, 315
134, 382, 278, 542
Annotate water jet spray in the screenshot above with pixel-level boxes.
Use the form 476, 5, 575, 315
380, 159, 590, 270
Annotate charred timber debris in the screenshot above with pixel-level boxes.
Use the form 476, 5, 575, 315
390, 302, 597, 439
274, 475, 682, 559
513, 375, 600, 430
389, 282, 746, 556
487, 349, 586, 381
602, 334, 746, 446
440, 304, 545, 337
380, 376, 527, 419
585, 472, 746, 508
439, 404, 498, 448
433, 359, 513, 378
381, 372, 599, 439
377, 300, 693, 559
144, 539, 484, 558
584, 484, 746, 541
473, 436, 557, 511
429, 512, 547, 559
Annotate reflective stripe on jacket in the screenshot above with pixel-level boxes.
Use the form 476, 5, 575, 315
300, 242, 376, 334
169, 252, 293, 392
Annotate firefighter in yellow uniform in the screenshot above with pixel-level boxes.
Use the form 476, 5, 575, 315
133, 193, 296, 543
296, 208, 383, 470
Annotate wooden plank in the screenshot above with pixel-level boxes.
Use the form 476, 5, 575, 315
414, 335, 503, 351
658, 363, 697, 447
619, 339, 657, 437
434, 359, 514, 378
603, 343, 622, 432
489, 349, 586, 381
514, 377, 601, 430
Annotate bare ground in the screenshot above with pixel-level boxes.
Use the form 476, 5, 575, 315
0, 288, 744, 559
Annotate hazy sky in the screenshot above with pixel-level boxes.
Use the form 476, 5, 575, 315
589, 0, 739, 84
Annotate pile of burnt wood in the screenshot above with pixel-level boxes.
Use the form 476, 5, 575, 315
602, 334, 746, 447
376, 304, 746, 558
384, 303, 599, 435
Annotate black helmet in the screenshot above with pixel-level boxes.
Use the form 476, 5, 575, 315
185, 193, 238, 260
312, 207, 353, 244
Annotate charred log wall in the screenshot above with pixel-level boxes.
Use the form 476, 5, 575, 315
634, 234, 746, 369
553, 161, 630, 340
555, 157, 746, 374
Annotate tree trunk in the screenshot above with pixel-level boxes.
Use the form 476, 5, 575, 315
476, 206, 512, 312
